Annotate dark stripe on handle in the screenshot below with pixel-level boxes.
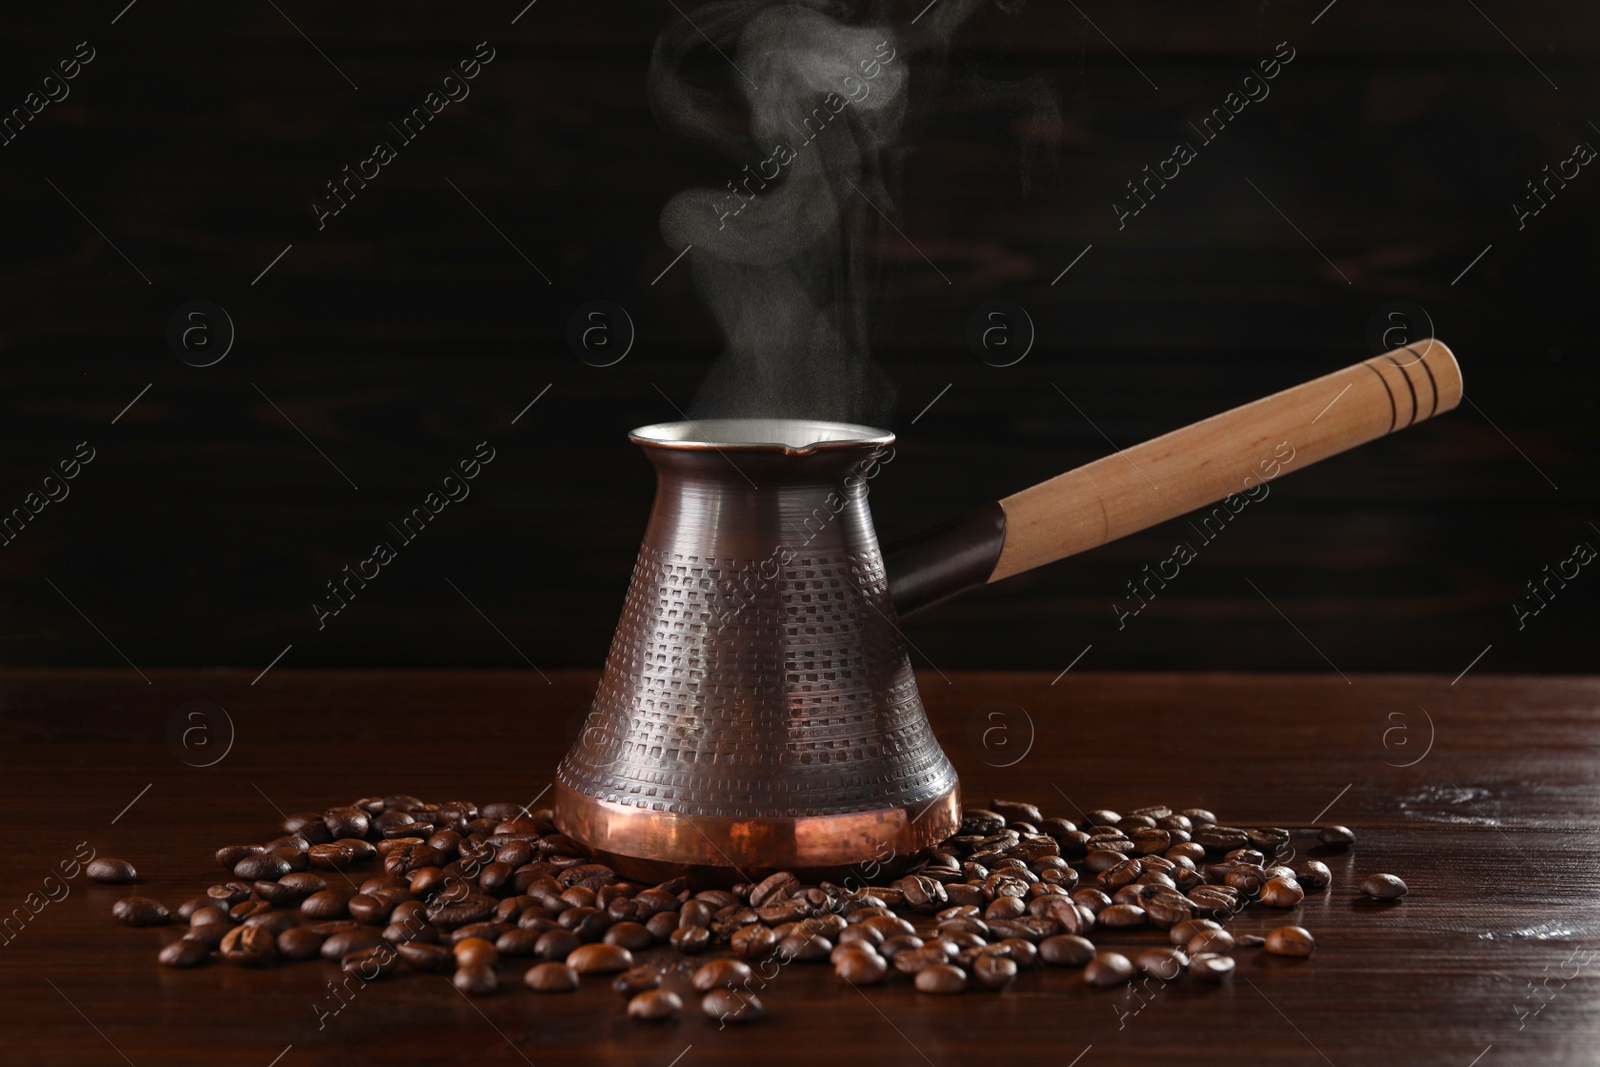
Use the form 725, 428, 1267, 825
1405, 343, 1441, 419
1385, 354, 1420, 428
1364, 361, 1397, 434
884, 501, 1007, 618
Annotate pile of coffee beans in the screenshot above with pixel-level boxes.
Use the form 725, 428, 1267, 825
110, 796, 1408, 1023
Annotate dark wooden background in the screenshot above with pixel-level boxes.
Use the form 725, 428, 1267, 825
1, 0, 1595, 676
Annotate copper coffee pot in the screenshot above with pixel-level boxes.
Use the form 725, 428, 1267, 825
554, 342, 1463, 882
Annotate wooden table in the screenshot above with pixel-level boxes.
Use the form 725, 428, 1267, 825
4, 670, 1595, 1066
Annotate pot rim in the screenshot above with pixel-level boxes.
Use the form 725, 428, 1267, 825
630, 418, 894, 454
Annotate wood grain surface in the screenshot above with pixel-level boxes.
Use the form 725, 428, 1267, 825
3, 669, 1595, 1066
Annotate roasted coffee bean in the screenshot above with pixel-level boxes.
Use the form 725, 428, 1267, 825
834, 947, 888, 984
1190, 952, 1235, 981
1171, 915, 1216, 947
277, 926, 325, 961
158, 937, 210, 968
215, 845, 260, 869
693, 958, 753, 992
1187, 929, 1235, 955
1134, 947, 1187, 980
524, 961, 580, 992
454, 937, 498, 968
87, 857, 138, 884
308, 843, 359, 870
628, 989, 682, 1020
113, 896, 169, 927
1167, 842, 1207, 863
702, 988, 762, 1024
243, 909, 301, 935
342, 945, 399, 979
749, 871, 799, 907
971, 953, 1017, 989
779, 931, 832, 962
207, 881, 253, 905
428, 894, 497, 930
1318, 825, 1356, 849
1097, 904, 1147, 930
1179, 808, 1217, 827
283, 813, 333, 844
1084, 952, 1134, 987
1295, 860, 1332, 892
1072, 888, 1112, 914
394, 940, 452, 972
915, 963, 967, 994
189, 905, 230, 928
229, 899, 270, 921
726, 924, 775, 961
301, 889, 351, 919
1361, 873, 1408, 899
1144, 890, 1194, 929
1039, 935, 1096, 967
1223, 848, 1267, 866
1246, 827, 1290, 854
1084, 809, 1121, 828
383, 843, 440, 876
1084, 849, 1129, 874
232, 853, 291, 881
604, 921, 654, 952
1265, 925, 1316, 957
453, 964, 497, 996
347, 894, 395, 925
568, 943, 633, 975
611, 964, 661, 996
184, 921, 232, 949
1260, 876, 1305, 908
1129, 828, 1172, 855
324, 806, 370, 840
1192, 826, 1250, 854
536, 928, 582, 961
495, 928, 543, 957
220, 924, 276, 965
992, 799, 1043, 824
322, 928, 386, 960
666, 925, 709, 955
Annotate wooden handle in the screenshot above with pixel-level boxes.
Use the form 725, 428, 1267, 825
988, 340, 1463, 583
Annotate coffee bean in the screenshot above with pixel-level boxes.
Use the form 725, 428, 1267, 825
454, 937, 498, 968
1097, 904, 1147, 930
1318, 825, 1356, 849
1265, 925, 1316, 957
301, 889, 350, 919
610, 965, 661, 996
670, 925, 710, 954
1171, 915, 1216, 947
219, 924, 276, 965
207, 882, 252, 905
232, 853, 291, 881
702, 988, 762, 1024
1189, 952, 1235, 981
914, 964, 967, 994
278, 927, 325, 961
243, 909, 301, 935
628, 989, 682, 1020
1134, 947, 1187, 980
834, 948, 888, 984
568, 943, 633, 975
1260, 876, 1305, 908
158, 938, 210, 968
113, 896, 169, 927
453, 964, 497, 996
525, 961, 580, 992
324, 807, 370, 840
1295, 860, 1332, 892
535, 928, 582, 961
427, 894, 497, 930
604, 921, 653, 952
342, 945, 399, 979
971, 953, 1017, 989
1360, 873, 1407, 899
1246, 827, 1290, 853
1039, 934, 1096, 967
779, 931, 832, 962
87, 858, 138, 884
693, 958, 753, 992
1193, 826, 1250, 854
391, 940, 450, 972
322, 928, 385, 961
230, 899, 269, 921
308, 843, 359, 870
1180, 808, 1217, 827
1083, 952, 1134, 988
1187, 929, 1235, 955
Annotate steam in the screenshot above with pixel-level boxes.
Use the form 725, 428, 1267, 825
650, 1, 1038, 425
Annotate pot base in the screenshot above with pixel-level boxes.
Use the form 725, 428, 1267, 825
552, 780, 961, 887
